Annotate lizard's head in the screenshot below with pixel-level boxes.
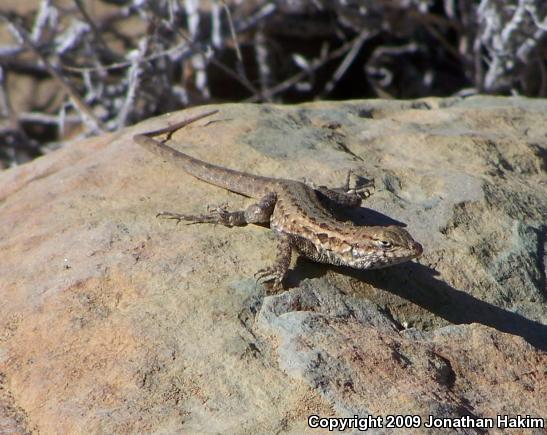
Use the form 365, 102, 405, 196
347, 225, 423, 269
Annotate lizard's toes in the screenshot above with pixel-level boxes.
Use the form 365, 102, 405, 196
266, 280, 284, 294
352, 187, 373, 200
156, 211, 185, 223
254, 267, 276, 282
254, 267, 285, 293
206, 203, 229, 213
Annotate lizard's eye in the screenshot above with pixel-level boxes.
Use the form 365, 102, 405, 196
377, 240, 392, 249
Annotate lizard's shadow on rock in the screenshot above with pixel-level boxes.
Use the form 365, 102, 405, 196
292, 260, 547, 351
324, 204, 408, 227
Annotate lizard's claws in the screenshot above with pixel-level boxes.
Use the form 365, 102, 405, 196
343, 170, 375, 199
156, 211, 186, 224
156, 211, 211, 225
254, 267, 284, 294
206, 203, 229, 213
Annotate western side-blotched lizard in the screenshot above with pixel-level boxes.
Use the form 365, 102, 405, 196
133, 110, 423, 292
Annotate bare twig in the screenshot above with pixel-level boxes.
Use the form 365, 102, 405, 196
2, 15, 105, 132
234, 2, 277, 33
73, 0, 118, 60
1, 0, 545, 168
221, 0, 249, 85
0, 65, 35, 165
19, 111, 80, 125
31, 0, 56, 43
115, 39, 147, 128
0, 66, 16, 128
525, 3, 547, 31
248, 32, 370, 102
211, 1, 222, 48
60, 40, 191, 73
421, 20, 462, 60
319, 30, 370, 98
145, 6, 260, 96
254, 29, 272, 101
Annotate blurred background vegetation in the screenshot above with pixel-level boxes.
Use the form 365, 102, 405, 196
0, 0, 545, 167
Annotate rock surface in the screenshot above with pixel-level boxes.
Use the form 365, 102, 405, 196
0, 97, 546, 434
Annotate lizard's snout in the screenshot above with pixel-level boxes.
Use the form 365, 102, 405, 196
412, 241, 423, 257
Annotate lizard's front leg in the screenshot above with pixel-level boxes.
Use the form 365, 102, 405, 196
254, 233, 293, 293
157, 192, 276, 227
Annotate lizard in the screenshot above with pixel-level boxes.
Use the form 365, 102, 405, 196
133, 109, 423, 292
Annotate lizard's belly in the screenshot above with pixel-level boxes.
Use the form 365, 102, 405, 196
270, 212, 334, 263
269, 208, 316, 241
270, 204, 354, 267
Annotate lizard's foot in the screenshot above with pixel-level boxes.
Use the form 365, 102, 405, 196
156, 193, 276, 228
315, 170, 375, 209
156, 211, 190, 224
342, 169, 375, 201
301, 177, 318, 189
157, 206, 246, 227
302, 174, 373, 199
254, 234, 293, 294
254, 267, 284, 294
315, 169, 374, 209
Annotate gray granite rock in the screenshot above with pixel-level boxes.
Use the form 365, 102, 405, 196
0, 97, 545, 433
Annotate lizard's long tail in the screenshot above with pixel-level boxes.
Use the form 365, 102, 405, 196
133, 110, 275, 198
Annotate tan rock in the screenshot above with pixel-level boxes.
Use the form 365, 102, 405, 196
0, 98, 545, 433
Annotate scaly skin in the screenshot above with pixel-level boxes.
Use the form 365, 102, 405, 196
133, 110, 423, 292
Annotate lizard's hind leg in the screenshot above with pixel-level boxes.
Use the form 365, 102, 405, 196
316, 170, 375, 208
157, 192, 277, 227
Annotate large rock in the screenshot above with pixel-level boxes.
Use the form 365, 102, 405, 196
0, 97, 545, 434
